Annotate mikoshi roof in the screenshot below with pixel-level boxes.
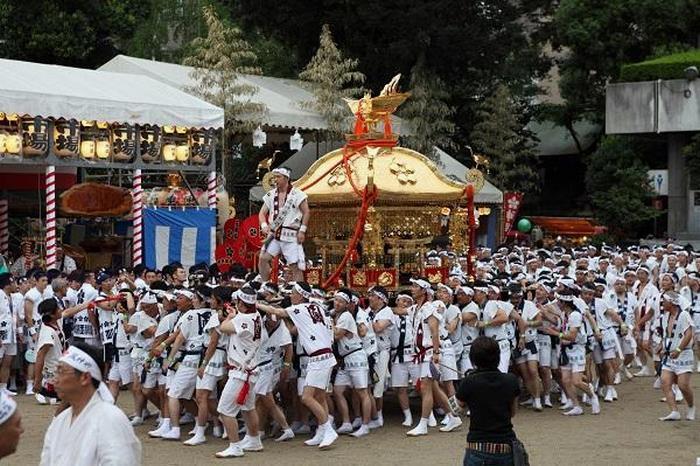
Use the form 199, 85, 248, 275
0, 58, 224, 128
249, 143, 503, 204
99, 55, 409, 132
292, 145, 502, 205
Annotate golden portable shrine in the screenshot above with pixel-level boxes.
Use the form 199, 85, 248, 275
270, 75, 485, 290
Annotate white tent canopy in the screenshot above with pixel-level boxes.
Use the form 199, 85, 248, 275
99, 55, 409, 133
249, 144, 503, 204
0, 58, 224, 128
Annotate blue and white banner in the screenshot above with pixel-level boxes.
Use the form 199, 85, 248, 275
143, 207, 216, 271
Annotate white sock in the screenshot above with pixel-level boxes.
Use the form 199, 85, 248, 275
322, 419, 333, 431
403, 408, 412, 418
0, 383, 6, 390
377, 410, 383, 421
162, 418, 171, 430
195, 425, 206, 436
418, 417, 428, 428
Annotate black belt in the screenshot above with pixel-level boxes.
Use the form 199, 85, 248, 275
339, 347, 363, 370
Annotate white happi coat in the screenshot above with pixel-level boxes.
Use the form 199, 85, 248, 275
40, 392, 141, 466
262, 186, 307, 242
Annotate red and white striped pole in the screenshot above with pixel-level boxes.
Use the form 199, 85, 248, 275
207, 171, 217, 209
0, 198, 8, 257
132, 169, 143, 266
45, 165, 57, 270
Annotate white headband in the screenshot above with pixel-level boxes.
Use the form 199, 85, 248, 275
59, 346, 114, 404
369, 287, 389, 302
0, 391, 17, 425
410, 278, 431, 290
174, 289, 195, 300
334, 291, 351, 303
457, 286, 474, 296
293, 283, 312, 299
436, 283, 454, 296
236, 288, 257, 305
272, 167, 291, 179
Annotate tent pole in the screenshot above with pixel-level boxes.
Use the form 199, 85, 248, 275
207, 171, 217, 209
0, 194, 8, 257
132, 168, 143, 266
45, 165, 57, 270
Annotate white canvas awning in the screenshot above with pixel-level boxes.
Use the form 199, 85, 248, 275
0, 58, 224, 128
99, 55, 409, 133
250, 144, 503, 204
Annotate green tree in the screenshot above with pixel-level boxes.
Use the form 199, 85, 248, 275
298, 24, 365, 139
183, 5, 267, 190
585, 136, 660, 238
399, 58, 456, 160
234, 0, 552, 154
0, 0, 149, 68
470, 85, 540, 194
551, 0, 700, 128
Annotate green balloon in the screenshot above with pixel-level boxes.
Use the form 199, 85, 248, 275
516, 218, 532, 233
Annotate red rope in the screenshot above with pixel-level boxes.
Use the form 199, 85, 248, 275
464, 185, 476, 279
322, 185, 378, 289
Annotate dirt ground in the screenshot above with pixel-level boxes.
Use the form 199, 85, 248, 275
9, 376, 700, 466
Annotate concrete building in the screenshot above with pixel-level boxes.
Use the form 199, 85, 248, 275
606, 78, 700, 240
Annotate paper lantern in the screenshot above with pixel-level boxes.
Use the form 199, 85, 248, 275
112, 124, 136, 162
252, 125, 266, 148
4, 135, 21, 154
53, 119, 80, 158
290, 129, 303, 151
162, 144, 176, 162
21, 116, 49, 156
80, 140, 96, 158
175, 144, 190, 162
516, 218, 532, 233
140, 126, 161, 163
96, 140, 110, 159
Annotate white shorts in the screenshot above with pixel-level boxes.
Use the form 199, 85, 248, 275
439, 347, 459, 382
108, 350, 133, 385
600, 328, 619, 360
196, 372, 222, 393
335, 368, 368, 389
0, 343, 17, 358
218, 376, 256, 418
515, 340, 540, 365
168, 364, 198, 399
265, 239, 305, 269
561, 347, 586, 373
372, 350, 390, 397
391, 360, 420, 387
661, 350, 694, 375
497, 340, 511, 374
305, 366, 333, 391
255, 366, 280, 395
618, 333, 636, 355
460, 346, 473, 373
537, 337, 552, 368
143, 369, 165, 390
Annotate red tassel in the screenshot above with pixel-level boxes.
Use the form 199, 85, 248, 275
236, 379, 250, 405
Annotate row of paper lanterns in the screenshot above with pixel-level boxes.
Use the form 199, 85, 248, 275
0, 113, 215, 165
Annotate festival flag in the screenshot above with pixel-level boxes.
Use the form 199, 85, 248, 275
502, 192, 524, 236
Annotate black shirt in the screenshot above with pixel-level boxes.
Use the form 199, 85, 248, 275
456, 369, 520, 443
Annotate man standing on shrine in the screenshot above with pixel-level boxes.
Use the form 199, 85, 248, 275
258, 167, 310, 282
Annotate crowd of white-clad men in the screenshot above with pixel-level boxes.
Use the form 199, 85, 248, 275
0, 240, 697, 462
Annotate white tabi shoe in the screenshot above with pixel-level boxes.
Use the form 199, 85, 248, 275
215, 443, 244, 458
336, 423, 353, 434
686, 406, 696, 421
319, 428, 338, 449
563, 406, 584, 416
351, 425, 370, 438
439, 415, 463, 432
658, 411, 681, 421
275, 428, 295, 442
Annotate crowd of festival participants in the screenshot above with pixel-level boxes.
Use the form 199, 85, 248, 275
0, 241, 698, 460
